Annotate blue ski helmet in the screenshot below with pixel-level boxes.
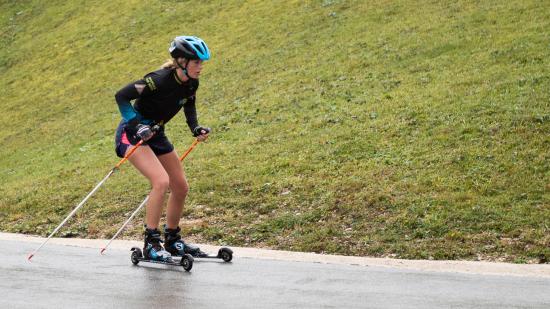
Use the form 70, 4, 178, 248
169, 36, 210, 60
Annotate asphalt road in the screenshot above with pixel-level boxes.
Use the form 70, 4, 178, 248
2, 239, 549, 309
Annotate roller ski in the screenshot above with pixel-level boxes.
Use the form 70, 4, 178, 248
130, 228, 194, 271
164, 226, 233, 262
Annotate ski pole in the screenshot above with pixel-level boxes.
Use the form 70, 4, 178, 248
27, 133, 152, 261
100, 139, 200, 254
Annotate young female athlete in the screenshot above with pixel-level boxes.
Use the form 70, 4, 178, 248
114, 36, 211, 261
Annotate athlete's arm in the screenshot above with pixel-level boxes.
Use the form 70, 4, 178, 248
114, 75, 159, 122
114, 82, 141, 121
182, 96, 199, 133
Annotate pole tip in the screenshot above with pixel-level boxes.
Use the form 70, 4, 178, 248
100, 248, 106, 255
27, 254, 34, 261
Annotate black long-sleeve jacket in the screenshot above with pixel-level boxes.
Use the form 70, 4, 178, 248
114, 67, 199, 132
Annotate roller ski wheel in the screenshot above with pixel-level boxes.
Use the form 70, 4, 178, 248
131, 248, 142, 265
217, 247, 233, 262
180, 254, 194, 271
130, 247, 193, 272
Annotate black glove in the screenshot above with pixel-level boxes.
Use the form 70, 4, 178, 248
136, 124, 153, 141
193, 126, 211, 137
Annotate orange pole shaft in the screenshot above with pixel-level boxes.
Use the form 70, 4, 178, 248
178, 139, 199, 162
114, 139, 144, 169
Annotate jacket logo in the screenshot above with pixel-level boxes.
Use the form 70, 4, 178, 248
145, 77, 157, 91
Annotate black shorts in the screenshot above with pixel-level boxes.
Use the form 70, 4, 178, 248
114, 120, 174, 158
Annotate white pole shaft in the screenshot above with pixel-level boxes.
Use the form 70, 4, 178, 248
28, 169, 115, 260
100, 195, 149, 254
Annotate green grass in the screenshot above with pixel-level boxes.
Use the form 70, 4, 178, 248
1, 0, 549, 263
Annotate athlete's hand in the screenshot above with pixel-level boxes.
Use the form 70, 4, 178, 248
193, 126, 210, 142
136, 124, 154, 141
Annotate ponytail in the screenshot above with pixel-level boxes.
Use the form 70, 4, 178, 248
161, 59, 176, 69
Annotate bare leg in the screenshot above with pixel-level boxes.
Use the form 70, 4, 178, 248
157, 150, 189, 229
127, 146, 169, 229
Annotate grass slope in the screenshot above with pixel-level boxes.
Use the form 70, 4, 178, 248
1, 0, 548, 263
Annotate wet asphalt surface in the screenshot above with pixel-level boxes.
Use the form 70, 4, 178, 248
2, 239, 549, 309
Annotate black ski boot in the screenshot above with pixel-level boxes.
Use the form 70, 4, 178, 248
143, 228, 172, 262
164, 226, 205, 257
